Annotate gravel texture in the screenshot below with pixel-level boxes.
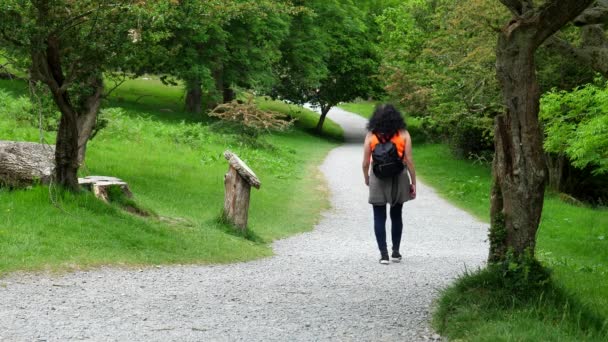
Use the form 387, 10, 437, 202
0, 108, 488, 341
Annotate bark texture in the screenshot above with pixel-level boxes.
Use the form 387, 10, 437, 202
0, 141, 55, 186
223, 166, 252, 230
223, 151, 261, 230
490, 0, 594, 262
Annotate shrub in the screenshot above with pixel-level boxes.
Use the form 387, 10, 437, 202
541, 83, 608, 175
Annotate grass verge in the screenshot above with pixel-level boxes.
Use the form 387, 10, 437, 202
414, 143, 608, 341
259, 97, 343, 141
0, 77, 339, 276
338, 101, 378, 119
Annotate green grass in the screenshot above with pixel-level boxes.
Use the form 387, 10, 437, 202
338, 101, 378, 119
411, 137, 608, 339
259, 97, 343, 141
0, 77, 339, 276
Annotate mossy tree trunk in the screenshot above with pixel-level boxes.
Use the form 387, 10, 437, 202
490, 0, 594, 262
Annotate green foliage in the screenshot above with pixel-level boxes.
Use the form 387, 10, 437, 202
274, 1, 329, 102
148, 0, 298, 109
377, 0, 506, 157
541, 83, 608, 175
276, 0, 382, 123
0, 86, 59, 132
498, 250, 552, 296
377, 0, 602, 161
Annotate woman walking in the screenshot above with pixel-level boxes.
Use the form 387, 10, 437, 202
362, 104, 417, 264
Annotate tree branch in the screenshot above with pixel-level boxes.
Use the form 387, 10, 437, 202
574, 0, 608, 26
499, 0, 533, 16
544, 35, 608, 78
55, 10, 96, 36
103, 72, 128, 99
535, 0, 595, 45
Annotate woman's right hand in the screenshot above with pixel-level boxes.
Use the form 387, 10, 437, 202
410, 184, 417, 199
365, 176, 370, 186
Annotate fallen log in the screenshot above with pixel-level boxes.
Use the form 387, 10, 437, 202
0, 141, 55, 187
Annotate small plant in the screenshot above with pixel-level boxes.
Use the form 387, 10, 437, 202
209, 95, 296, 138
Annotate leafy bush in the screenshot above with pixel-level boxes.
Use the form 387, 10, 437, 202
0, 87, 59, 131
541, 83, 608, 175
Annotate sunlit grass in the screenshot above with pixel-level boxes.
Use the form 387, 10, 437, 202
0, 78, 338, 276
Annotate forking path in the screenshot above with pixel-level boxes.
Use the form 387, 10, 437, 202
0, 106, 488, 341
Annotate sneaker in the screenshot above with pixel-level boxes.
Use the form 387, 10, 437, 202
380, 253, 390, 265
391, 251, 402, 262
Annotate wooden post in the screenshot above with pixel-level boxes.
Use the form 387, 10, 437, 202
223, 151, 261, 231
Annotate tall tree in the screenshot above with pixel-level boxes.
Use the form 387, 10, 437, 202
489, 0, 594, 261
275, 0, 381, 133
311, 0, 380, 133
274, 0, 329, 106
0, 0, 159, 190
152, 0, 295, 113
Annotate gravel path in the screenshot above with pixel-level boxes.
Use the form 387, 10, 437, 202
0, 107, 488, 341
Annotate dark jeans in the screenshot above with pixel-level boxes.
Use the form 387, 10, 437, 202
372, 204, 403, 255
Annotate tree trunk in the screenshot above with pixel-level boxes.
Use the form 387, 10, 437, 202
206, 65, 225, 110
490, 0, 594, 262
185, 79, 203, 114
77, 77, 104, 165
545, 153, 567, 192
53, 101, 81, 191
223, 83, 235, 104
315, 105, 331, 134
30, 34, 104, 191
489, 28, 547, 262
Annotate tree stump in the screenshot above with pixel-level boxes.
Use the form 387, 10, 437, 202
0, 141, 55, 187
78, 176, 132, 202
223, 151, 261, 231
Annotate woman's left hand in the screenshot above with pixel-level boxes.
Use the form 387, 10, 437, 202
410, 184, 417, 199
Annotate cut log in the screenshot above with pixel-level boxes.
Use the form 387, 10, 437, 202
78, 176, 132, 202
222, 151, 261, 230
223, 151, 261, 189
0, 141, 55, 187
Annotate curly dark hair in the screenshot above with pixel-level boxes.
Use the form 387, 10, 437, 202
366, 104, 406, 139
